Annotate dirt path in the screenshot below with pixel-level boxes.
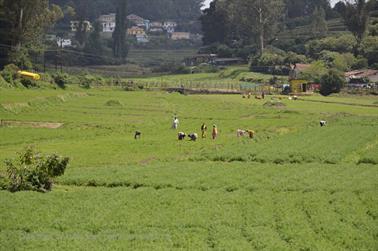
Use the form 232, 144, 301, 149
0, 120, 63, 129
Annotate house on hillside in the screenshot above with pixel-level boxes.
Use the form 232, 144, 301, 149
288, 64, 320, 93
127, 26, 146, 36
163, 21, 177, 33
171, 32, 191, 40
127, 14, 150, 30
98, 13, 116, 33
212, 57, 245, 66
345, 69, 378, 88
184, 54, 217, 66
70, 21, 92, 32
149, 21, 164, 33
56, 37, 72, 48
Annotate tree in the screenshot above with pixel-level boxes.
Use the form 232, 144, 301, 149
237, 0, 285, 54
200, 0, 229, 45
311, 6, 328, 38
2, 146, 69, 192
341, 0, 371, 55
0, 0, 63, 68
320, 69, 345, 96
113, 0, 128, 59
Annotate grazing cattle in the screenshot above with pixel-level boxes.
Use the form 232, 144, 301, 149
237, 129, 247, 137
188, 133, 198, 141
178, 132, 186, 140
255, 96, 262, 100
320, 120, 327, 127
246, 130, 255, 139
134, 131, 141, 139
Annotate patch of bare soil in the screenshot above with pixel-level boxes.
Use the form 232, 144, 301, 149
0, 120, 63, 129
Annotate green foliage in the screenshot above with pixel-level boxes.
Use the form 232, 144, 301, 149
0, 88, 377, 249
299, 60, 328, 82
320, 69, 346, 96
311, 6, 328, 37
319, 50, 357, 71
112, 0, 129, 59
0, 64, 20, 86
305, 34, 357, 57
2, 146, 69, 192
361, 36, 378, 65
52, 72, 70, 89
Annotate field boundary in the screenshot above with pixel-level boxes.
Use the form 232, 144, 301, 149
299, 98, 378, 108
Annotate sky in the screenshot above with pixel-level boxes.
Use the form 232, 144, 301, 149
202, 0, 343, 9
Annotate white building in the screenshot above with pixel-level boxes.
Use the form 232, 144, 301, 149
56, 37, 72, 48
98, 13, 116, 33
70, 21, 92, 32
163, 21, 177, 33
171, 32, 191, 40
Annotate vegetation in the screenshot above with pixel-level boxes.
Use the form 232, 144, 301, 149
0, 88, 377, 249
2, 146, 69, 192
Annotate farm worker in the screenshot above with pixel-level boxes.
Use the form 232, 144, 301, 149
262, 91, 265, 99
246, 130, 255, 139
172, 116, 179, 129
201, 123, 207, 138
212, 124, 218, 140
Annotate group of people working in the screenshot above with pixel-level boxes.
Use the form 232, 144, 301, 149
172, 116, 218, 140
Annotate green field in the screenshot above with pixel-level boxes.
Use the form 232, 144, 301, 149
0, 88, 377, 250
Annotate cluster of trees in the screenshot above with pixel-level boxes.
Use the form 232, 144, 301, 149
51, 0, 204, 23
201, 0, 377, 56
0, 0, 132, 68
201, 0, 333, 53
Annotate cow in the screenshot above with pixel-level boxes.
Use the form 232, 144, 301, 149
188, 133, 198, 141
320, 120, 327, 127
134, 131, 141, 139
178, 132, 186, 140
237, 129, 247, 137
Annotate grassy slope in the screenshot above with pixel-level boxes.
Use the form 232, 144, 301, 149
0, 88, 377, 250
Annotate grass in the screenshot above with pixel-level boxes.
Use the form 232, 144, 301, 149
0, 87, 377, 250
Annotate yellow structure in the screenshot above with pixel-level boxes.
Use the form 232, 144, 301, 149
18, 71, 41, 81
290, 79, 308, 93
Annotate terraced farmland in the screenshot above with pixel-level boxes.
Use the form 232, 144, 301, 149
0, 88, 377, 250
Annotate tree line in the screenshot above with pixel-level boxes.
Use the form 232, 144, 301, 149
201, 0, 377, 55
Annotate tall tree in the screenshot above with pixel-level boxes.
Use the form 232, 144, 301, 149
112, 0, 128, 59
342, 0, 370, 54
0, 0, 63, 68
237, 0, 284, 54
200, 0, 229, 45
311, 6, 328, 37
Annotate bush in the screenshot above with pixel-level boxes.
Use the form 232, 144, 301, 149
305, 34, 357, 57
320, 69, 346, 96
52, 72, 70, 89
20, 78, 38, 88
2, 147, 69, 192
0, 64, 20, 86
319, 50, 357, 71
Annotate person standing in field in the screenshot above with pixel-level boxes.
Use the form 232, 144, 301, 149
201, 123, 207, 138
172, 116, 179, 129
212, 124, 218, 140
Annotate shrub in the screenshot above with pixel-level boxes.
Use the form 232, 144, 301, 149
0, 64, 20, 86
2, 146, 69, 192
20, 78, 38, 88
52, 72, 70, 89
320, 69, 346, 96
